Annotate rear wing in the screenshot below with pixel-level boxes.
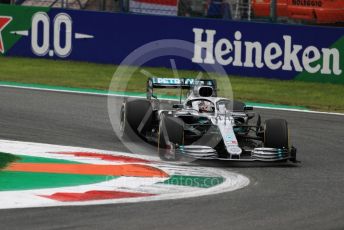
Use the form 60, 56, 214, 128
146, 77, 217, 99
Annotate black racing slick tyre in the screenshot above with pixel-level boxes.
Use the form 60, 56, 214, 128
158, 115, 184, 161
264, 119, 289, 149
120, 99, 153, 140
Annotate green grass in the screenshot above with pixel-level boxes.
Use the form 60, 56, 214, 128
0, 153, 19, 170
1, 56, 344, 112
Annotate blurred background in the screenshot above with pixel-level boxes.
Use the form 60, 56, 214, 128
1, 0, 343, 26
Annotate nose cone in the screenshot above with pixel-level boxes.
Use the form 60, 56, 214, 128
227, 146, 242, 155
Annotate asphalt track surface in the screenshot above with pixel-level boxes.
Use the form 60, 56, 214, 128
0, 87, 343, 230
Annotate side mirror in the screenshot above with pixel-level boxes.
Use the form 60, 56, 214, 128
244, 106, 253, 111
172, 104, 184, 109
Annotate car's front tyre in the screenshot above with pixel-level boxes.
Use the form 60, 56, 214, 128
120, 99, 153, 141
264, 119, 290, 149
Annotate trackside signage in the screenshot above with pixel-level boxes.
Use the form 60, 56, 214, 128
192, 28, 342, 76
0, 4, 343, 84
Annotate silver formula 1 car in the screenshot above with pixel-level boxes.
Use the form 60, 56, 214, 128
120, 77, 297, 162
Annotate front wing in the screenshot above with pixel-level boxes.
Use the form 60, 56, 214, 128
175, 145, 298, 162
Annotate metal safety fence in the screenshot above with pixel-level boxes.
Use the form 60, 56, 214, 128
126, 0, 252, 20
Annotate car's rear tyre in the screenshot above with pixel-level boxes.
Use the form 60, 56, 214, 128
264, 119, 289, 149
120, 99, 153, 140
158, 115, 184, 161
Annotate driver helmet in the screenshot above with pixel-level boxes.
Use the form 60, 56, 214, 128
198, 101, 213, 113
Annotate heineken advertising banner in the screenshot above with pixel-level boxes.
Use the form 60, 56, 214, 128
0, 4, 343, 83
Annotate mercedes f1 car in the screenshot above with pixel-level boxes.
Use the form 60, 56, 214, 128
120, 77, 297, 162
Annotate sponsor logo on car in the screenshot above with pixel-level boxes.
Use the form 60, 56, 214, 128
228, 146, 242, 155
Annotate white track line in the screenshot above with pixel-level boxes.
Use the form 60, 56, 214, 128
252, 106, 344, 116
0, 83, 343, 116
